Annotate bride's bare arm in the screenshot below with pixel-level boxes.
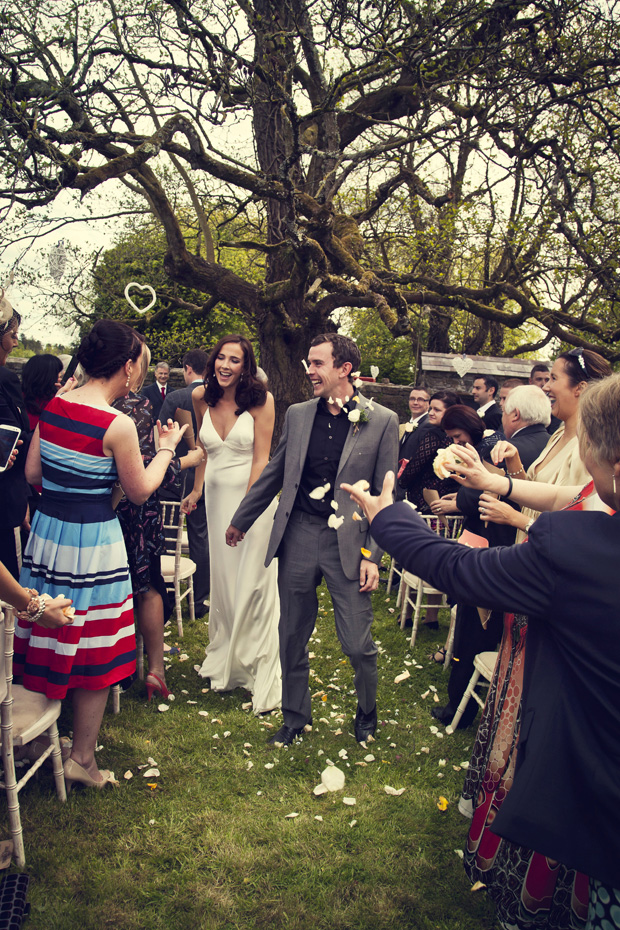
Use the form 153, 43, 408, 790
247, 392, 275, 492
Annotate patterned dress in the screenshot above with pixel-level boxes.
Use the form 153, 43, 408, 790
14, 397, 136, 698
462, 482, 610, 930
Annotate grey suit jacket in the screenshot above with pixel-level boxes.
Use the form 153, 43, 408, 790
160, 381, 203, 496
231, 394, 399, 581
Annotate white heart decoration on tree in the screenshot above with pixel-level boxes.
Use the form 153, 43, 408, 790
370, 365, 380, 380
452, 355, 473, 378
124, 282, 157, 315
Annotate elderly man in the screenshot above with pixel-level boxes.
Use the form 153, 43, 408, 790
141, 360, 170, 420
501, 384, 551, 456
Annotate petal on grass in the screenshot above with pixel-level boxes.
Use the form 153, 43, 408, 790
321, 766, 345, 792
384, 786, 406, 796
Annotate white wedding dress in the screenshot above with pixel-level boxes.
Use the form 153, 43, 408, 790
198, 408, 281, 713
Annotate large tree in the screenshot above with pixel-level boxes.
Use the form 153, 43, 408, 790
1, 0, 620, 426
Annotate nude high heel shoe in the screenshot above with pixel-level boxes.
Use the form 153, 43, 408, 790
63, 758, 118, 792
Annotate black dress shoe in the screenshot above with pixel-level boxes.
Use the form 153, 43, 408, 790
422, 619, 439, 631
431, 705, 453, 725
354, 704, 377, 743
267, 724, 306, 747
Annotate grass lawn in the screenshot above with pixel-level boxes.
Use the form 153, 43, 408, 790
7, 573, 499, 930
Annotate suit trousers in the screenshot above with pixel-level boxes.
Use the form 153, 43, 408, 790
187, 496, 210, 609
276, 509, 378, 729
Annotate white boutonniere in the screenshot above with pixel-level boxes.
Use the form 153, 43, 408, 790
404, 422, 415, 433
348, 397, 371, 435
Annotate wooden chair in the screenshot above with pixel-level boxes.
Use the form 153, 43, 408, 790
0, 604, 66, 867
160, 502, 196, 637
447, 650, 498, 732
398, 515, 463, 647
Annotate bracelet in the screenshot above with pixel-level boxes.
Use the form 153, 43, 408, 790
506, 466, 524, 477
15, 590, 45, 623
501, 475, 514, 500
156, 448, 174, 458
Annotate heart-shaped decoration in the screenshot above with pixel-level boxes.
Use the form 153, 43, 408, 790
370, 365, 380, 380
124, 282, 156, 315
452, 355, 473, 378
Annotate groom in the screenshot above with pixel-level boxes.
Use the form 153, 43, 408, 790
226, 334, 398, 746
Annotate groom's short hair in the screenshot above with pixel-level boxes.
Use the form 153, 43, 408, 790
311, 333, 361, 380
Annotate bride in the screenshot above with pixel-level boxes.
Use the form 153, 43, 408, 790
182, 335, 281, 713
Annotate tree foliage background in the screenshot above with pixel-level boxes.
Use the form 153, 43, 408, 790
1, 0, 620, 422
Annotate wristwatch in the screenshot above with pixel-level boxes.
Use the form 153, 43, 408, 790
524, 518, 536, 535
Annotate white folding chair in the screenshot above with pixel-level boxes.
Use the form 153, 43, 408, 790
0, 604, 66, 867
386, 557, 402, 597
398, 515, 463, 647
160, 502, 196, 637
447, 650, 498, 732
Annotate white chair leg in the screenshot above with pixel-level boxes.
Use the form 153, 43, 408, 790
449, 669, 481, 731
2, 725, 25, 867
48, 721, 67, 802
399, 580, 411, 630
188, 576, 195, 624
111, 684, 120, 715
444, 606, 457, 670
409, 582, 425, 649
395, 580, 403, 609
386, 559, 395, 595
176, 579, 184, 638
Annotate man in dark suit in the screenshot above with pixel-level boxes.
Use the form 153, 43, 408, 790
398, 385, 430, 455
433, 383, 551, 726
160, 350, 210, 616
140, 360, 170, 420
472, 375, 502, 430
529, 363, 561, 434
226, 334, 398, 747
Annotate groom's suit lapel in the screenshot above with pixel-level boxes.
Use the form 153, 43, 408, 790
337, 394, 369, 478
297, 398, 320, 473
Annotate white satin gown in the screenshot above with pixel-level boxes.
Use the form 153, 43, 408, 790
198, 409, 281, 713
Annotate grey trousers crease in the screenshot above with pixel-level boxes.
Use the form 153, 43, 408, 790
276, 512, 378, 729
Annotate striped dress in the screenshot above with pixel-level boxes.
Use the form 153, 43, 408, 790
14, 397, 136, 698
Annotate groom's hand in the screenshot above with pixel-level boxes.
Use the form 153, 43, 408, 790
226, 524, 245, 547
359, 558, 379, 593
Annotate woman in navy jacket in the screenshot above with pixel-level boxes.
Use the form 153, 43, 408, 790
342, 373, 620, 929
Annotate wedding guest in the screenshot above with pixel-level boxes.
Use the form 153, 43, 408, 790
472, 375, 502, 430
21, 354, 63, 431
398, 391, 460, 512
0, 303, 30, 578
15, 320, 186, 791
141, 360, 170, 419
113, 345, 203, 701
342, 372, 620, 930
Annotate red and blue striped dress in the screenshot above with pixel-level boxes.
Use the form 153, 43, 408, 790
14, 397, 136, 698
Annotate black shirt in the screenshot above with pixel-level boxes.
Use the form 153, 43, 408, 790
295, 395, 358, 517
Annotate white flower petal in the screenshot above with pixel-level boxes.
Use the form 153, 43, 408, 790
143, 768, 160, 778
158, 704, 169, 712
343, 797, 356, 806
124, 770, 133, 780
384, 786, 406, 796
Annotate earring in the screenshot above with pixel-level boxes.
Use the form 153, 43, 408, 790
613, 473, 617, 498
125, 370, 131, 388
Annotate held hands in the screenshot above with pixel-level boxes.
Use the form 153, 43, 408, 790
184, 448, 205, 470
478, 493, 519, 526
340, 471, 395, 524
40, 595, 74, 630
225, 524, 245, 547
429, 493, 459, 515
181, 489, 201, 515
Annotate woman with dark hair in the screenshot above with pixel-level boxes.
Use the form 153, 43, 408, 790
14, 319, 186, 790
398, 390, 461, 512
182, 335, 281, 713
21, 354, 63, 430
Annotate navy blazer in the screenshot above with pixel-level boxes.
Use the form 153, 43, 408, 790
481, 401, 502, 431
371, 502, 620, 888
140, 381, 167, 420
0, 366, 31, 528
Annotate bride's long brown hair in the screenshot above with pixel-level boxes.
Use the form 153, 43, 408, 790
203, 335, 267, 415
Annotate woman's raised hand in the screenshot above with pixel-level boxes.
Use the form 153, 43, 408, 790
156, 418, 188, 451
442, 443, 492, 489
491, 440, 519, 466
